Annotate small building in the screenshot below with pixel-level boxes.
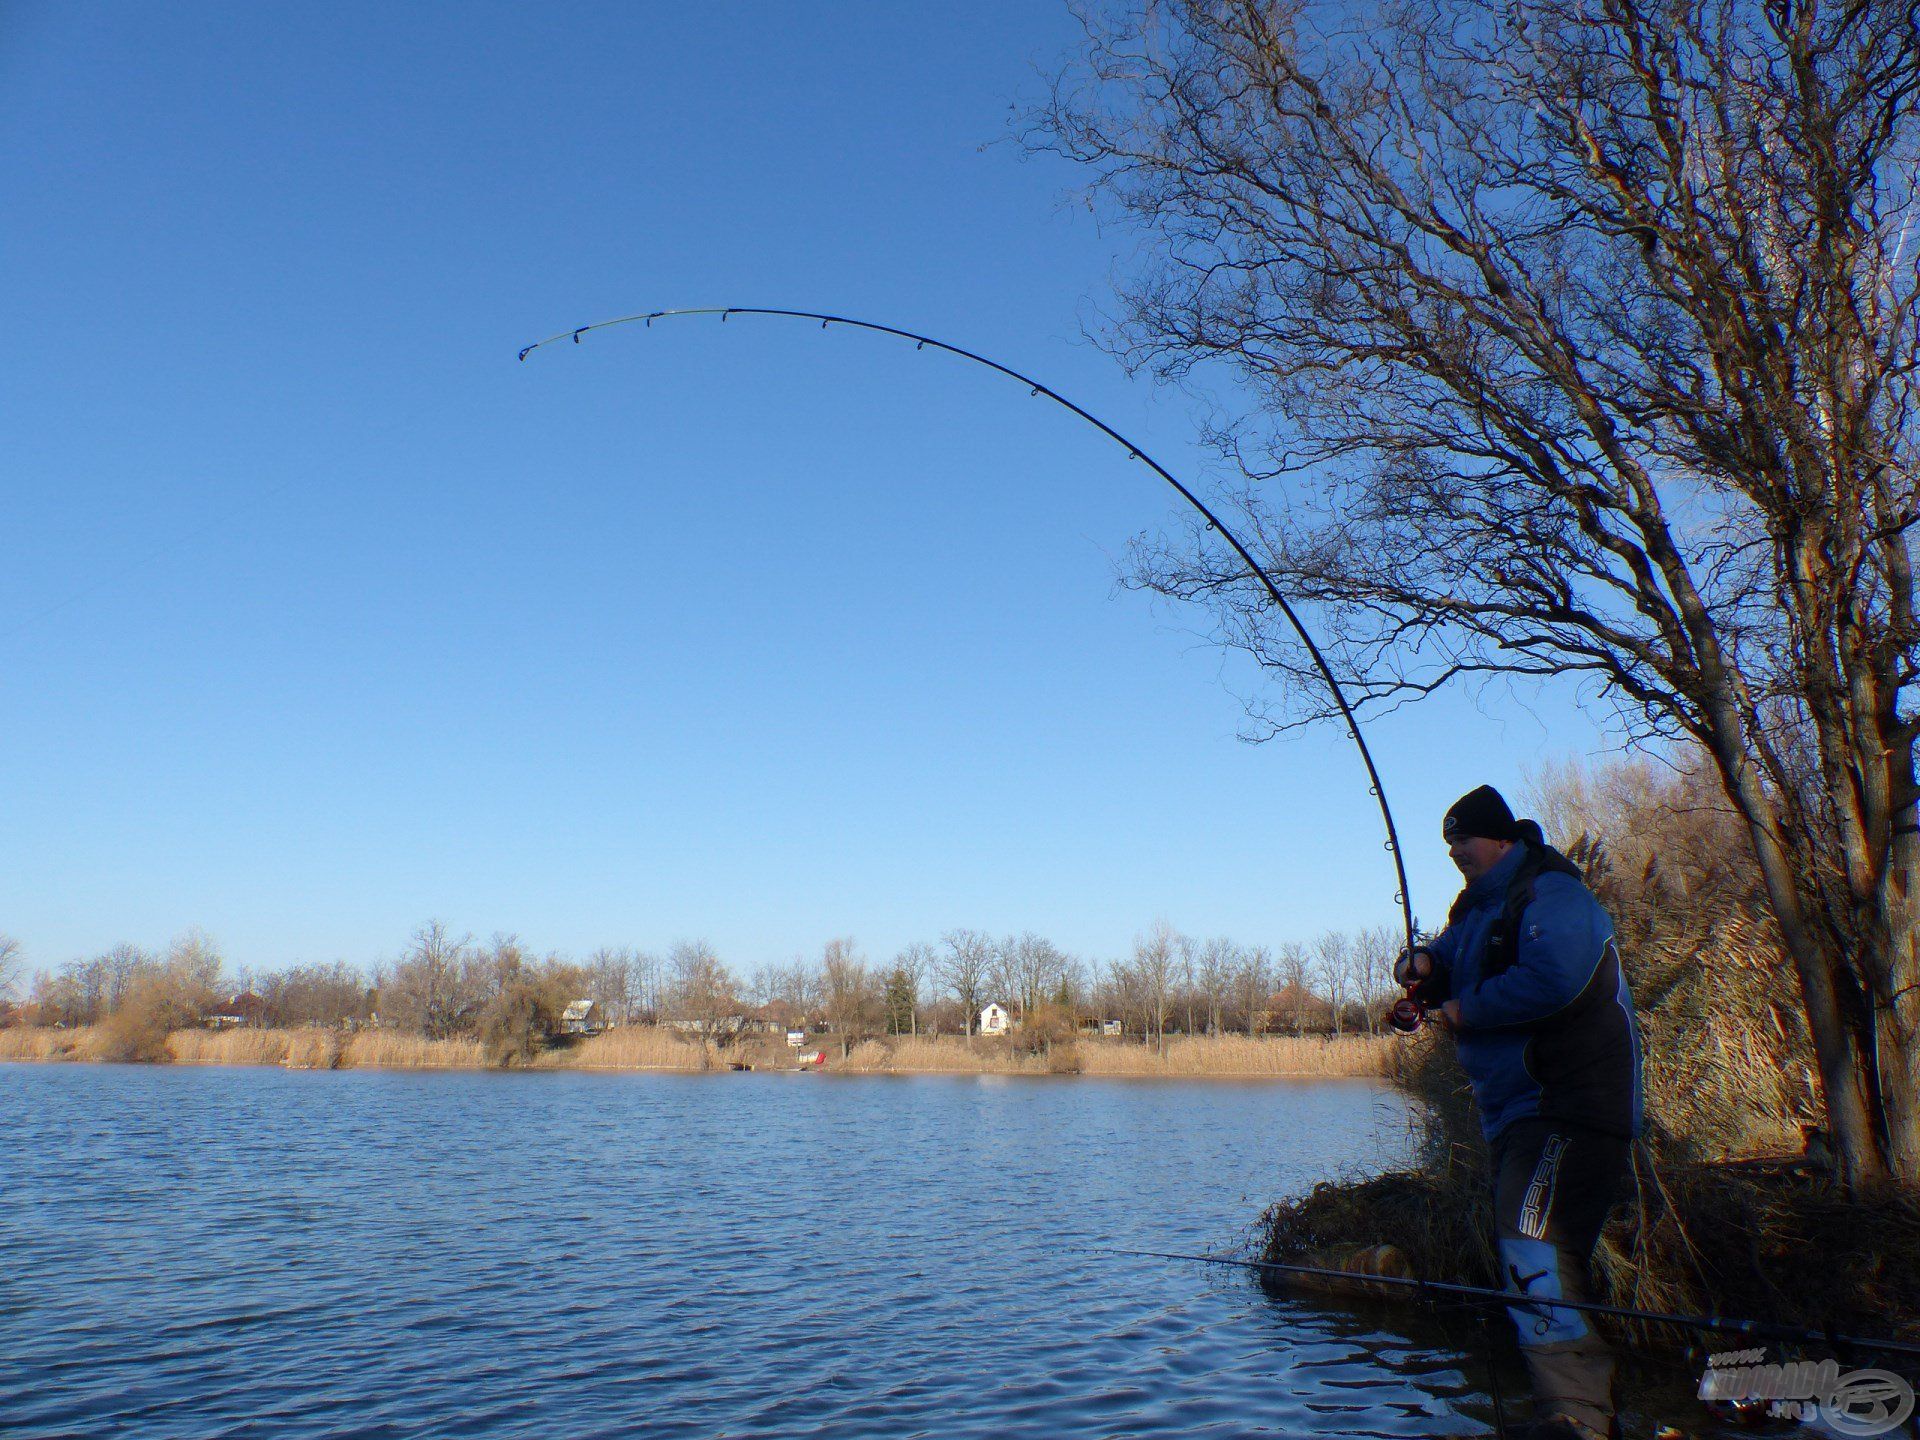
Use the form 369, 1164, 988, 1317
560, 999, 605, 1036
1100, 1019, 1123, 1038
978, 1002, 1010, 1037
206, 992, 265, 1029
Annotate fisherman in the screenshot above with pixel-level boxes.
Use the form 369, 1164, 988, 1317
1396, 785, 1643, 1440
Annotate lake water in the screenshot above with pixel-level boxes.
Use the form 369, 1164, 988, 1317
0, 1064, 1737, 1438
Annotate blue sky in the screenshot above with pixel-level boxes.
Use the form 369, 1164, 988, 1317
0, 1, 1616, 978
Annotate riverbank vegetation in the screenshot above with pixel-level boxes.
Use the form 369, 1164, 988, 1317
1261, 758, 1920, 1346
1040, 0, 1919, 1195
0, 909, 1410, 1075
1029, 0, 1920, 1353
0, 1020, 1392, 1078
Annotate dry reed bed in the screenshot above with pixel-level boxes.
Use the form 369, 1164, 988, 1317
168, 1028, 298, 1066
5, 1026, 483, 1070
1079, 1034, 1394, 1077
167, 1027, 492, 1069
0, 1027, 86, 1061
1260, 914, 1920, 1347
838, 1038, 1053, 1074
533, 1027, 708, 1071
831, 1033, 1395, 1078
1, 1024, 737, 1073
2, 1025, 1394, 1078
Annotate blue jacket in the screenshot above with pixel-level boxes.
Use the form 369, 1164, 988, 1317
1425, 842, 1643, 1142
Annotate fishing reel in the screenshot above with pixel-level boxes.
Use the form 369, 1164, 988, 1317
1388, 995, 1427, 1034
1388, 945, 1439, 1034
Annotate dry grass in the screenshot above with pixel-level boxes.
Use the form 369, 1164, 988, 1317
1248, 754, 1920, 1351
821, 1033, 1394, 1077
282, 1029, 346, 1069
534, 1026, 707, 1071
168, 1028, 294, 1065
0, 1027, 85, 1061
161, 1028, 348, 1069
0, 1024, 1393, 1080
1257, 908, 1920, 1349
93, 1000, 173, 1063
1260, 1131, 1920, 1349
342, 1031, 485, 1069
6, 1025, 486, 1070
837, 1037, 1052, 1074
1078, 1034, 1395, 1078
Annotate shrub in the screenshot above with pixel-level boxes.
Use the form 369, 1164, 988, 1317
477, 982, 555, 1068
90, 983, 177, 1063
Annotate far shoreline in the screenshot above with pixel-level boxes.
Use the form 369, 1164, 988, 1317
0, 1025, 1397, 1082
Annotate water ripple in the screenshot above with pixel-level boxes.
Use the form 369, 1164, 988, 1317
0, 1064, 1745, 1438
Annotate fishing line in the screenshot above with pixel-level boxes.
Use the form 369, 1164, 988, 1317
1110, 1247, 1920, 1360
0, 475, 305, 643
519, 306, 1416, 957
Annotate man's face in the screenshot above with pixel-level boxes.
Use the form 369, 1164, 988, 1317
1448, 833, 1512, 881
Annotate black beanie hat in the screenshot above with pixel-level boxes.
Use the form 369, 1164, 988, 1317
1443, 784, 1519, 843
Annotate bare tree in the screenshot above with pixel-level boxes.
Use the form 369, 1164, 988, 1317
1133, 921, 1181, 1052
378, 921, 479, 1038
665, 940, 738, 1063
1273, 941, 1313, 1035
628, 950, 664, 1023
1098, 955, 1143, 1038
0, 935, 19, 1005
939, 929, 994, 1041
998, 932, 1069, 1023
1194, 937, 1238, 1035
1177, 933, 1198, 1036
585, 947, 636, 1026
747, 956, 814, 1028
1313, 931, 1354, 1036
893, 940, 936, 1035
1038, 0, 1920, 1186
470, 933, 527, 1003
1353, 925, 1401, 1036
259, 962, 370, 1028
33, 957, 109, 1027
1236, 944, 1272, 1037
743, 962, 778, 1010
31, 949, 135, 1027
821, 936, 880, 1056
1054, 952, 1090, 1020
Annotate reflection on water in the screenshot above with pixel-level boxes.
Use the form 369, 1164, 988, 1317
0, 1065, 1769, 1437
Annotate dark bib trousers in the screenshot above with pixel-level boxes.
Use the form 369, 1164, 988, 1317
1491, 1118, 1632, 1436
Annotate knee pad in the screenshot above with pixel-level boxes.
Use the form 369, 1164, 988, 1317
1498, 1234, 1591, 1347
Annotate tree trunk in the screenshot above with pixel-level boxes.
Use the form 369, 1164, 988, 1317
1712, 743, 1891, 1189
1869, 820, 1920, 1179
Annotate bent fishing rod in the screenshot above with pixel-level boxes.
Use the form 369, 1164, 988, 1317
519, 306, 1415, 955
1113, 1247, 1920, 1360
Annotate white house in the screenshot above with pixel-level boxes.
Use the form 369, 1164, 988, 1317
978, 1002, 1010, 1036
560, 999, 605, 1036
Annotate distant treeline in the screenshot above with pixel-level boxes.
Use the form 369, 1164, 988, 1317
0, 918, 1408, 1065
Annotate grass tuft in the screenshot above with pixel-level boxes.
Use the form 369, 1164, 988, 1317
0, 1027, 84, 1061
823, 1033, 1393, 1077
342, 1031, 485, 1069
533, 1025, 707, 1071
